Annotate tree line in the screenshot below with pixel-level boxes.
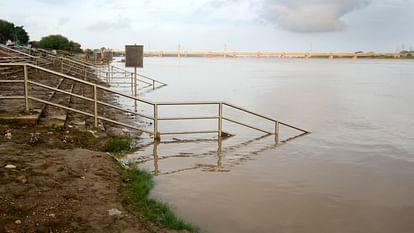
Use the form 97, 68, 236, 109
0, 19, 29, 45
0, 19, 82, 53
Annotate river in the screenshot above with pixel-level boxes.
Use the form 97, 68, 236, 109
113, 57, 414, 233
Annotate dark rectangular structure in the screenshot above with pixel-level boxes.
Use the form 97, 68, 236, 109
125, 45, 143, 68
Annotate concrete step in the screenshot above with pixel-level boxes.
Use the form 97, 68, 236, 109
39, 79, 74, 128
0, 109, 42, 125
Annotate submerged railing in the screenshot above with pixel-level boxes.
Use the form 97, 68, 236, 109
0, 63, 309, 142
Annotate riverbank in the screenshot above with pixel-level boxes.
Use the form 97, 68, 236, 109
0, 121, 196, 233
0, 61, 196, 232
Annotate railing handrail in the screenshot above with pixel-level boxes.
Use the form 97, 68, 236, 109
156, 101, 221, 106
137, 73, 167, 86
0, 62, 155, 134
63, 55, 96, 66
4, 45, 167, 88
61, 62, 100, 77
0, 44, 39, 59
154, 101, 309, 134
111, 64, 167, 86
0, 63, 156, 106
61, 56, 97, 70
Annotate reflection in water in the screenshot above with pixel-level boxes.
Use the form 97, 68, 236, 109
128, 132, 308, 176
217, 137, 222, 169
153, 141, 159, 176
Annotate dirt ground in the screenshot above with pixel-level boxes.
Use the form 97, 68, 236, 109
0, 123, 182, 233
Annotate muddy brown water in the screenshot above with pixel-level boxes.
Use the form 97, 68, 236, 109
111, 58, 414, 233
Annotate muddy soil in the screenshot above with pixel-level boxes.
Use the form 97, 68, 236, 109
0, 123, 183, 233
0, 55, 180, 233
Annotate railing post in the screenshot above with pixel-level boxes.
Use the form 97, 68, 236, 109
153, 80, 155, 90
23, 65, 29, 113
218, 102, 223, 137
153, 141, 159, 176
107, 64, 110, 81
134, 68, 137, 112
111, 66, 113, 82
93, 85, 98, 128
130, 73, 134, 95
217, 137, 223, 167
61, 59, 63, 73
153, 104, 160, 141
84, 65, 87, 80
275, 121, 280, 144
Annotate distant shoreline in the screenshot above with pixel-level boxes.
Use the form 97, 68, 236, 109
142, 54, 414, 59
113, 50, 414, 59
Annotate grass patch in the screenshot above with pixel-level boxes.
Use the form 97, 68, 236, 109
120, 168, 199, 233
72, 130, 101, 149
104, 135, 133, 152
49, 123, 64, 132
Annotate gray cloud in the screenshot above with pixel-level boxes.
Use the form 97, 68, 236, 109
34, 0, 78, 5
87, 18, 130, 31
189, 0, 258, 25
261, 0, 371, 32
57, 17, 70, 26
206, 0, 240, 8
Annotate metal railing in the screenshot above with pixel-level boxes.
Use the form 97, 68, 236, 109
59, 56, 167, 93
4, 45, 167, 91
153, 101, 309, 143
0, 44, 38, 59
0, 44, 53, 66
0, 62, 309, 142
11, 45, 167, 89
0, 63, 155, 133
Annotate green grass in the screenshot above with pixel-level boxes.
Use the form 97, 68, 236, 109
104, 135, 133, 152
120, 168, 200, 233
49, 123, 64, 132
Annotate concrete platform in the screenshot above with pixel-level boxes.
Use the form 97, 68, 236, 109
39, 114, 67, 127
0, 109, 42, 125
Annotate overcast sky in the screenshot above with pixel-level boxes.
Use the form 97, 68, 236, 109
1, 0, 413, 51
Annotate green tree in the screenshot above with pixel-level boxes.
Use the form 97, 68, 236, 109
14, 26, 29, 44
0, 19, 15, 44
38, 34, 83, 53
30, 40, 39, 48
38, 34, 70, 50
0, 19, 30, 45
69, 40, 82, 53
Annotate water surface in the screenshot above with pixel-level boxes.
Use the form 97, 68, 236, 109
115, 58, 414, 233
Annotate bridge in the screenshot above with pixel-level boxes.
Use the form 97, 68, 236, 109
113, 50, 401, 59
